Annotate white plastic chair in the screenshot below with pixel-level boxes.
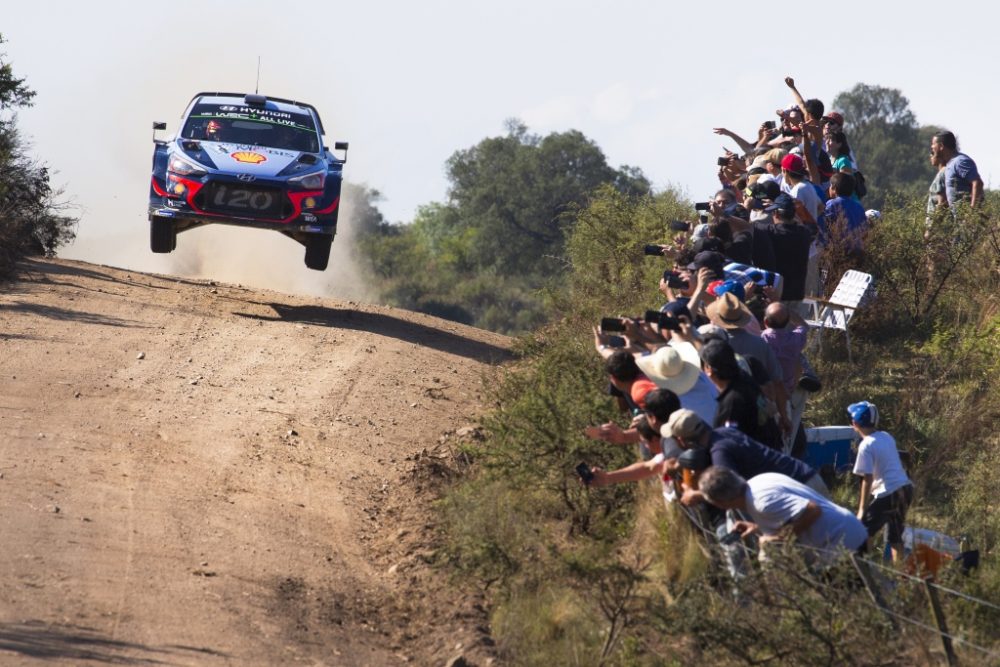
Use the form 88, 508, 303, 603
803, 270, 873, 362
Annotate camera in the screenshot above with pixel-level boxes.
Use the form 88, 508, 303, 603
694, 202, 711, 211
762, 120, 776, 130
717, 157, 729, 167
644, 309, 681, 332
643, 244, 664, 256
600, 317, 626, 333
669, 220, 691, 232
780, 128, 798, 137
575, 462, 595, 485
663, 270, 690, 290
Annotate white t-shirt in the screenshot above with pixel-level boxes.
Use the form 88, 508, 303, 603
788, 180, 824, 222
853, 431, 910, 498
746, 473, 867, 562
651, 452, 678, 505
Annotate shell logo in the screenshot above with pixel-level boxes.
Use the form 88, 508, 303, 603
231, 151, 267, 165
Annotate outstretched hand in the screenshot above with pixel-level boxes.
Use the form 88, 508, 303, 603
784, 76, 795, 88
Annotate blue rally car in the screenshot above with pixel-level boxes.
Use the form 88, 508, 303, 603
149, 92, 348, 270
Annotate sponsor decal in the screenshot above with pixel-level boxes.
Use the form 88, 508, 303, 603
237, 174, 257, 182
231, 151, 267, 165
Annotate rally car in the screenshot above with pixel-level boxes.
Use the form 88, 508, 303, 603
149, 92, 348, 270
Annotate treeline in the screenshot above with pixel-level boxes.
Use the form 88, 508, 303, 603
0, 36, 76, 277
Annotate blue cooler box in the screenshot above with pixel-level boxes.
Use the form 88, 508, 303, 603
805, 426, 856, 471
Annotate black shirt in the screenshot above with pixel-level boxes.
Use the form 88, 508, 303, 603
714, 376, 780, 448
765, 222, 813, 301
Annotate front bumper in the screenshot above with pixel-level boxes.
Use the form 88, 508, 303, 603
148, 206, 336, 235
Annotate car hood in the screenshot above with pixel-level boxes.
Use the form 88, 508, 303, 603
182, 141, 306, 178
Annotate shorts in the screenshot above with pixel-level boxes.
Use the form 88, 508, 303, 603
862, 484, 913, 544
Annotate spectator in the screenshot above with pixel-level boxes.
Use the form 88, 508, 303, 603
604, 350, 658, 412
762, 194, 813, 305
663, 409, 830, 504
848, 401, 914, 563
827, 131, 856, 175
636, 343, 718, 424
820, 173, 868, 252
780, 154, 823, 226
930, 130, 983, 208
761, 303, 809, 455
699, 339, 782, 449
697, 467, 868, 565
757, 148, 787, 188
586, 388, 681, 449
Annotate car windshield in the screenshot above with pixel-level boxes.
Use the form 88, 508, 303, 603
181, 103, 320, 153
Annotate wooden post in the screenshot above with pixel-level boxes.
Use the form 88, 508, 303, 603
851, 554, 899, 631
923, 579, 959, 667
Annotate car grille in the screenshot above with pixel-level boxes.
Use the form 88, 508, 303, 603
195, 182, 291, 219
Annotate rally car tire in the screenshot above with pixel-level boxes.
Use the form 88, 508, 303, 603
304, 234, 332, 271
150, 218, 176, 254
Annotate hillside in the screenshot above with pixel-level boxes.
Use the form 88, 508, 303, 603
0, 258, 511, 666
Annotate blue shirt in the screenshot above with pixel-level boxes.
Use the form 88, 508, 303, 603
944, 153, 980, 205
819, 196, 867, 249
709, 427, 816, 483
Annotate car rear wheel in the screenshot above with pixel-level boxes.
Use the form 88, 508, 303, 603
150, 218, 176, 253
304, 234, 332, 271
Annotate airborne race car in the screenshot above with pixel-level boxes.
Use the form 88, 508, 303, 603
149, 92, 347, 270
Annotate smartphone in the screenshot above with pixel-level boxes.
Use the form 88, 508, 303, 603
643, 244, 664, 256
717, 157, 729, 166
659, 314, 681, 332
606, 335, 627, 348
762, 120, 776, 130
694, 202, 711, 211
719, 529, 743, 546
663, 270, 689, 290
600, 317, 626, 333
669, 220, 691, 232
575, 462, 595, 485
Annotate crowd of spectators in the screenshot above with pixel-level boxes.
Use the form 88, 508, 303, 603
576, 76, 977, 574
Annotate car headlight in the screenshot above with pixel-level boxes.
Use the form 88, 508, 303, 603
289, 170, 326, 190
168, 154, 207, 176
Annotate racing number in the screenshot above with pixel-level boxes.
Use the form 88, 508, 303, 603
212, 185, 274, 210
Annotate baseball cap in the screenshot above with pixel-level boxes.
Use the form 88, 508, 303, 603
665, 408, 707, 441
723, 203, 749, 221
822, 111, 844, 126
764, 193, 796, 216
686, 251, 726, 278
781, 154, 805, 175
707, 279, 746, 302
750, 179, 781, 201
847, 401, 879, 428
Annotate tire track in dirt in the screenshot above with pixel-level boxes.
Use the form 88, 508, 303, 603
0, 258, 509, 666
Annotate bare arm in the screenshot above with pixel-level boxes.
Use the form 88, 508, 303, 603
787, 501, 823, 537
856, 473, 873, 518
971, 177, 984, 207
800, 120, 823, 185
713, 127, 756, 155
590, 458, 664, 487
784, 76, 809, 118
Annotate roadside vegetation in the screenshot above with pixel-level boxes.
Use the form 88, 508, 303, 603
0, 36, 77, 277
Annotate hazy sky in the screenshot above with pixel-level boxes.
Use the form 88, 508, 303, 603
4, 1, 997, 291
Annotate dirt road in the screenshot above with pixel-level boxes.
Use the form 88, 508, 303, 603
0, 258, 509, 666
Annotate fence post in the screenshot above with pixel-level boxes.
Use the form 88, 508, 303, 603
923, 579, 959, 667
851, 554, 899, 631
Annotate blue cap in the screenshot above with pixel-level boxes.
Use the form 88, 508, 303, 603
847, 401, 879, 428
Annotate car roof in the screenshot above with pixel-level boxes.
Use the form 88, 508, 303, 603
185, 92, 326, 135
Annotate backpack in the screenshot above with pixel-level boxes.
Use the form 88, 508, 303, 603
854, 170, 868, 198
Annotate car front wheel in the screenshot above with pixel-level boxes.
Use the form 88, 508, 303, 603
304, 233, 332, 270
150, 217, 176, 253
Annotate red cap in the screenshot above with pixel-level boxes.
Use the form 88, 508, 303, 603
823, 111, 844, 126
781, 154, 805, 174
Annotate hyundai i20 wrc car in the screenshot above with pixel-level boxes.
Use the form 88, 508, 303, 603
149, 92, 348, 270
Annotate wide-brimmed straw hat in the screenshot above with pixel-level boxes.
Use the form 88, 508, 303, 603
706, 292, 752, 330
635, 342, 701, 396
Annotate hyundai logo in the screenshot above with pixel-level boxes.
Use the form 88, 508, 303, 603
237, 174, 257, 182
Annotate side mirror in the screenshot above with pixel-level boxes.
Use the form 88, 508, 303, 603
152, 121, 167, 142
334, 141, 349, 163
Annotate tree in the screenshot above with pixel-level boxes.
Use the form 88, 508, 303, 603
0, 35, 76, 276
831, 83, 939, 210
